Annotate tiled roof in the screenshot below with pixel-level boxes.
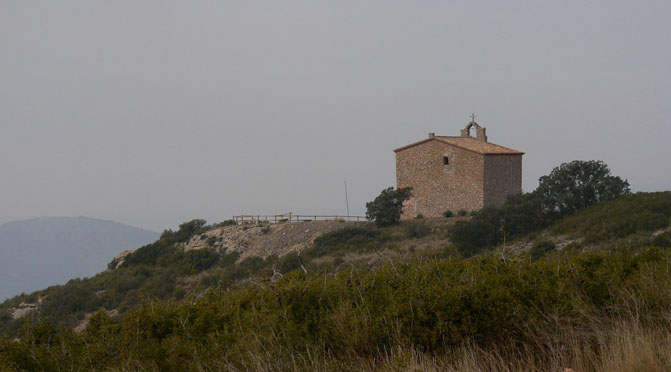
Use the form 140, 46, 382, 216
394, 136, 524, 155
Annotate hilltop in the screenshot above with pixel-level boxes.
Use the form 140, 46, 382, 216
1, 192, 669, 331
0, 216, 461, 335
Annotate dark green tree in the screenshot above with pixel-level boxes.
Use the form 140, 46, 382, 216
177, 219, 207, 236
535, 160, 630, 217
366, 187, 412, 227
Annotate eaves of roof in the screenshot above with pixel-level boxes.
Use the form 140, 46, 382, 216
393, 137, 524, 156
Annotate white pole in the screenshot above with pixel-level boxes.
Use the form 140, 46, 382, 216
344, 180, 350, 219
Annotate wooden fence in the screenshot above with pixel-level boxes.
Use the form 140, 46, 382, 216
233, 213, 367, 225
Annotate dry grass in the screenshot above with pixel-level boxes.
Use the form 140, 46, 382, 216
370, 320, 671, 372
180, 318, 671, 372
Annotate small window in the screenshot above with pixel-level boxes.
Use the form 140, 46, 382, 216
442, 156, 449, 165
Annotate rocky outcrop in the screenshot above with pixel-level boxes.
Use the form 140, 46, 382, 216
10, 296, 45, 320
112, 250, 134, 269
111, 220, 368, 267
180, 220, 365, 260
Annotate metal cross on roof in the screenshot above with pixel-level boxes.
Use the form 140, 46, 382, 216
470, 113, 477, 122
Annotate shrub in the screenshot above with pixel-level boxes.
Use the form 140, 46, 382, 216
122, 243, 179, 267
219, 251, 240, 269
173, 287, 186, 300
449, 220, 495, 257
219, 220, 236, 227
653, 232, 671, 248
457, 210, 468, 216
449, 193, 545, 255
107, 257, 120, 270
182, 248, 220, 274
530, 240, 556, 260
404, 221, 430, 238
175, 219, 208, 237
229, 256, 266, 280
415, 214, 424, 219
443, 210, 454, 218
241, 256, 266, 270
366, 187, 412, 227
199, 273, 221, 287
303, 227, 387, 259
125, 219, 208, 267
277, 252, 302, 273
142, 271, 176, 298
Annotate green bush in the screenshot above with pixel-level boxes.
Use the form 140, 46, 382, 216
530, 240, 556, 260
124, 219, 208, 267
303, 227, 387, 259
182, 248, 220, 274
366, 187, 412, 227
404, 221, 430, 238
443, 210, 454, 218
277, 252, 302, 273
457, 209, 468, 216
123, 243, 179, 267
652, 232, 671, 248
227, 256, 267, 281
219, 220, 236, 227
107, 257, 120, 270
219, 251, 240, 269
449, 219, 495, 257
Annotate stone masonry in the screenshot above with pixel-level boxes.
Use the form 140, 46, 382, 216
395, 121, 523, 219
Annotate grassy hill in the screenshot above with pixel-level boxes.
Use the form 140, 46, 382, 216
1, 192, 670, 371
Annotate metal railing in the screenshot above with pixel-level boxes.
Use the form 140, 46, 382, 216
233, 213, 367, 225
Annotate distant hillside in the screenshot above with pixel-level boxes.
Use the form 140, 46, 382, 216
0, 217, 159, 300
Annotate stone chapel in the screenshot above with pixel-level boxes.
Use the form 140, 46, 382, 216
394, 120, 524, 218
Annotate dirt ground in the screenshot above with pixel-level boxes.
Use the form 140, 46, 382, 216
180, 220, 376, 260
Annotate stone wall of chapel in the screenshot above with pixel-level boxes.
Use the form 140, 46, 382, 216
483, 155, 523, 207
396, 140, 485, 219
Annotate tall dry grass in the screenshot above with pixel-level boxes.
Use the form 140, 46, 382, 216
188, 317, 671, 372
373, 319, 671, 372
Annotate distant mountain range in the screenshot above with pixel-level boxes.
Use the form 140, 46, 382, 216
0, 217, 159, 300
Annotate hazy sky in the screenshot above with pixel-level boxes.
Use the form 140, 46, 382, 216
1, 1, 669, 231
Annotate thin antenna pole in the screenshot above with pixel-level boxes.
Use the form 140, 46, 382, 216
344, 180, 350, 218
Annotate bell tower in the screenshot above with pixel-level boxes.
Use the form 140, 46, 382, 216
460, 114, 487, 142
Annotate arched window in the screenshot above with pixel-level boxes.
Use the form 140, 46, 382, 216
443, 156, 449, 165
